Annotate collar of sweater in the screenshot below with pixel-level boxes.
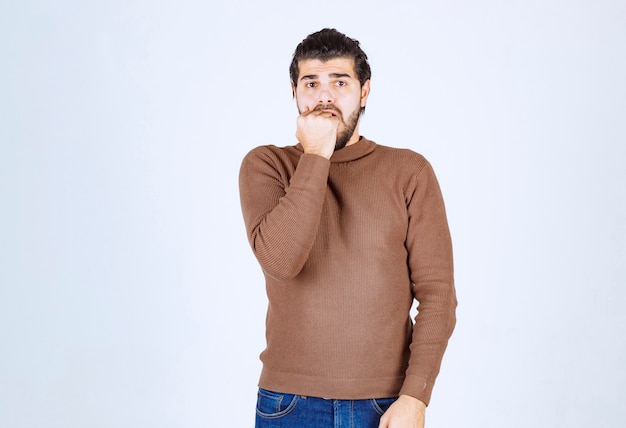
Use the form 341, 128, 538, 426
296, 136, 376, 163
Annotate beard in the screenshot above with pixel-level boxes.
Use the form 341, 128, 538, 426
312, 104, 361, 151
334, 107, 361, 151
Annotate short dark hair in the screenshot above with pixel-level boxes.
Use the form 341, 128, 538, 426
289, 28, 371, 88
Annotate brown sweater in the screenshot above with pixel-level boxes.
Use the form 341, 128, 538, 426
239, 137, 456, 405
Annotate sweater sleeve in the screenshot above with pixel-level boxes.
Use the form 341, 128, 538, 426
239, 147, 330, 280
399, 160, 457, 405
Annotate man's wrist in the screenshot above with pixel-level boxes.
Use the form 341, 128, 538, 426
302, 147, 333, 159
399, 394, 426, 411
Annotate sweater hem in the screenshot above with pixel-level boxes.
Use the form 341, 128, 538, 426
259, 368, 404, 400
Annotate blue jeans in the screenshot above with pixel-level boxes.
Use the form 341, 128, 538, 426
255, 388, 398, 428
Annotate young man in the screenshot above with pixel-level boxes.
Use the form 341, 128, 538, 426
239, 28, 457, 428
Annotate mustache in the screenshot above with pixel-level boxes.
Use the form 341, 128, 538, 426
314, 104, 343, 119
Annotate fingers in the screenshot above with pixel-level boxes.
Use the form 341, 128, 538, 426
295, 109, 339, 159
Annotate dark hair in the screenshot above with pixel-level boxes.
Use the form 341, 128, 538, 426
289, 28, 371, 88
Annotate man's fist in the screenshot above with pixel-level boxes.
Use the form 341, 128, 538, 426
296, 106, 339, 159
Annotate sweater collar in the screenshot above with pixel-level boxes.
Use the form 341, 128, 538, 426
296, 136, 376, 163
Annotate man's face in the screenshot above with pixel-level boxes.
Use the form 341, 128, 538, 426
293, 57, 370, 150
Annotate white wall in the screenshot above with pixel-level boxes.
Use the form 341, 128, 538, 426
1, 1, 624, 427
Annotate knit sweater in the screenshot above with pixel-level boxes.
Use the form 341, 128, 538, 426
239, 136, 456, 405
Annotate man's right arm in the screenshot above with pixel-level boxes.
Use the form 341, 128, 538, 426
239, 148, 330, 280
239, 109, 337, 280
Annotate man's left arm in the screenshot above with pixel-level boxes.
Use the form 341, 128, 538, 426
384, 159, 457, 426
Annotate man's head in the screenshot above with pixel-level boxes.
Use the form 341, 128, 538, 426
289, 28, 371, 91
290, 29, 372, 150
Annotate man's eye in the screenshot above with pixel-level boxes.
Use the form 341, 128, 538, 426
305, 82, 317, 88
336, 81, 346, 87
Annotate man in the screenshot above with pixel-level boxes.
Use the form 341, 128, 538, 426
239, 28, 456, 428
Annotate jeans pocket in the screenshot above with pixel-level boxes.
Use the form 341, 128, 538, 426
369, 397, 398, 416
256, 388, 299, 418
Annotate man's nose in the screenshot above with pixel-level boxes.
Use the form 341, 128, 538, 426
317, 86, 334, 104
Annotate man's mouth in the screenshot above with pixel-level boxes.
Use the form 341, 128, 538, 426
315, 105, 341, 118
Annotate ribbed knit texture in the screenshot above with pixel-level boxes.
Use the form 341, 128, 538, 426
239, 137, 456, 405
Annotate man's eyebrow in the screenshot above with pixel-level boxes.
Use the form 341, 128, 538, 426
329, 73, 352, 79
299, 72, 354, 81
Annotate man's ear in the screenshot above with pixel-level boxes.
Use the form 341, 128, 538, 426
291, 84, 296, 99
360, 79, 371, 108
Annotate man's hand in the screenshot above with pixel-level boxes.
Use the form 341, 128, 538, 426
296, 106, 339, 159
378, 395, 426, 428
